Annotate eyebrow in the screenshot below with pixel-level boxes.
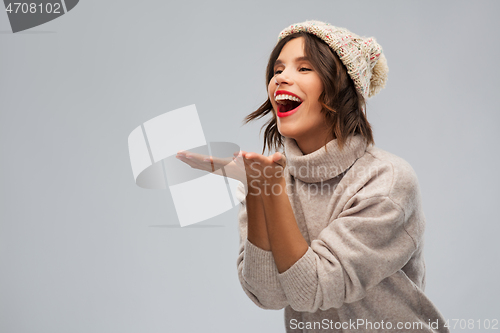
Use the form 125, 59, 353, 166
274, 56, 310, 67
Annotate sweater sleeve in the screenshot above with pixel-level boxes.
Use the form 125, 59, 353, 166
276, 194, 417, 312
235, 183, 288, 310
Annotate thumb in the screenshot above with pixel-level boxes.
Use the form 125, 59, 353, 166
272, 152, 286, 167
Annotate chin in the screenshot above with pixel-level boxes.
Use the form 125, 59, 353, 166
277, 129, 297, 140
277, 122, 298, 134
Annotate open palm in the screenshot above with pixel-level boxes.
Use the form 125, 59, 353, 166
175, 150, 247, 184
175, 150, 286, 187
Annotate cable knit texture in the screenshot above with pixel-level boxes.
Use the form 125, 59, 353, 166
278, 20, 389, 99
236, 134, 449, 332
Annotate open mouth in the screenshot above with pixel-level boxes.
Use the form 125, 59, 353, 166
275, 91, 303, 114
277, 99, 302, 113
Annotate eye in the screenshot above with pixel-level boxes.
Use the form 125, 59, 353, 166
299, 67, 312, 72
274, 69, 283, 75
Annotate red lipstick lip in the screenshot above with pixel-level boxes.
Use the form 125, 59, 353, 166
274, 90, 302, 101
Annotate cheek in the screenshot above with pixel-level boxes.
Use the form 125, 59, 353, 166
314, 85, 324, 99
267, 81, 275, 98
308, 75, 324, 99
267, 83, 277, 109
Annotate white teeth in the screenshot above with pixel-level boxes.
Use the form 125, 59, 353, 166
275, 94, 302, 103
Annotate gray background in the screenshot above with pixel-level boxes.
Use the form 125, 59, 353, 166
1, 0, 499, 332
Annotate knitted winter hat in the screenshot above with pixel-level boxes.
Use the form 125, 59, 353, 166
278, 20, 389, 99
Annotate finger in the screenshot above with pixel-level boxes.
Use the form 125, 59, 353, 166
242, 151, 253, 159
183, 151, 208, 161
175, 155, 208, 170
244, 152, 265, 162
272, 152, 286, 167
243, 155, 263, 170
177, 150, 220, 171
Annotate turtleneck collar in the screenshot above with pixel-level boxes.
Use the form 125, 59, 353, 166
284, 134, 368, 183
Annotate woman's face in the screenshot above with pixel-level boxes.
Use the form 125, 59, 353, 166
268, 36, 331, 153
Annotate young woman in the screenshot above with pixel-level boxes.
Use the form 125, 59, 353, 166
177, 20, 449, 333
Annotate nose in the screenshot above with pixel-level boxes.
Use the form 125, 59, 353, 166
275, 70, 293, 87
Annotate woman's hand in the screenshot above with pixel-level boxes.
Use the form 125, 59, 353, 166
241, 151, 286, 195
175, 149, 286, 195
175, 150, 247, 184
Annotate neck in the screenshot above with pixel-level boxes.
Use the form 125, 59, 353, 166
284, 133, 368, 183
295, 131, 335, 155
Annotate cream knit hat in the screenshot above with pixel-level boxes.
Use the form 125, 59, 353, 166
278, 20, 389, 99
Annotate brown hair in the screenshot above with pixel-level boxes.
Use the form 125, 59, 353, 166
243, 31, 374, 155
